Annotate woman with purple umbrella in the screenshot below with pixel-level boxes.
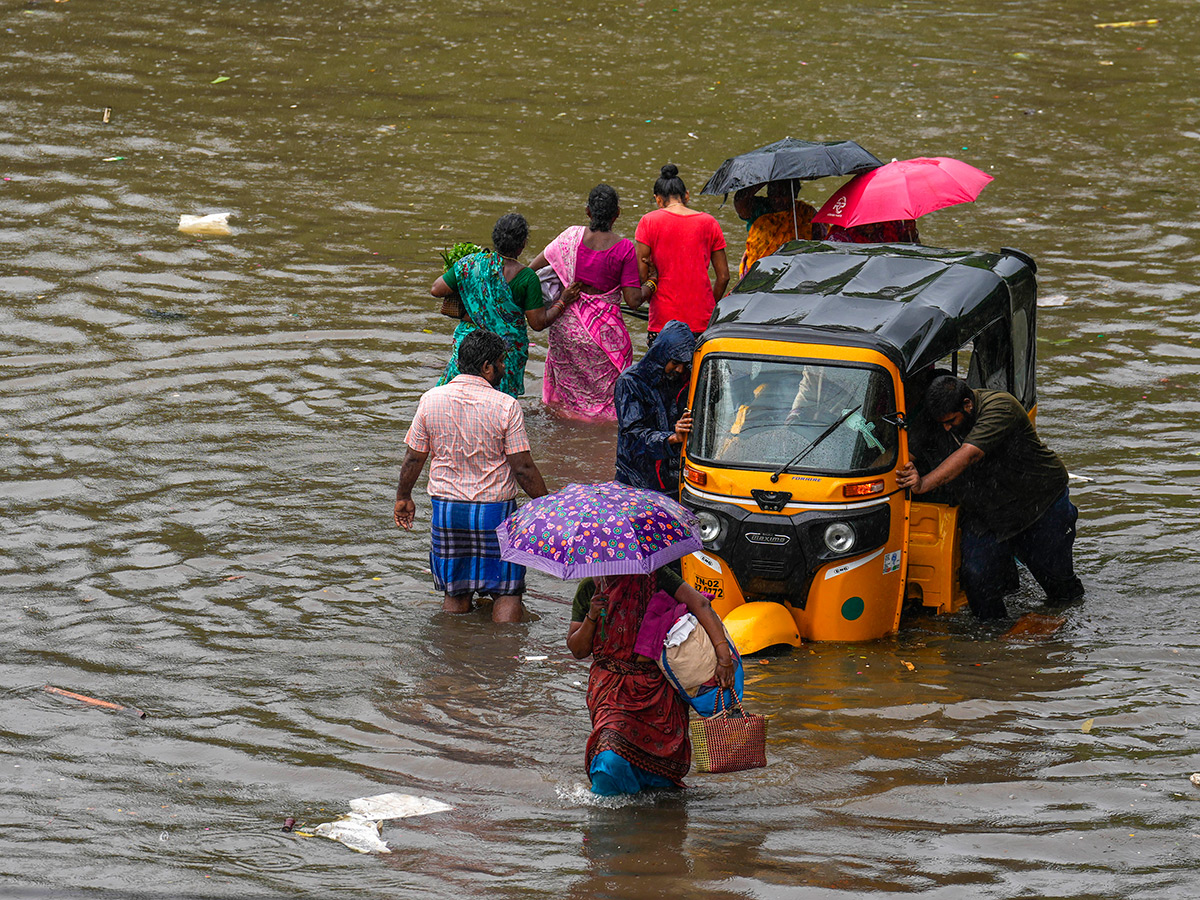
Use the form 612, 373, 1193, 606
497, 480, 736, 794
566, 569, 735, 795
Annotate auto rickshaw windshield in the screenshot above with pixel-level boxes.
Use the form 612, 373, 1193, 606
690, 356, 899, 475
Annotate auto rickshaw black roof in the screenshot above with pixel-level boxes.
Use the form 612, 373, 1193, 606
706, 241, 1038, 381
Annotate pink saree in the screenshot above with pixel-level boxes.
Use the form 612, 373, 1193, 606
542, 226, 633, 422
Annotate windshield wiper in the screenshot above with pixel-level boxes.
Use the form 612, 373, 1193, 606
769, 405, 861, 483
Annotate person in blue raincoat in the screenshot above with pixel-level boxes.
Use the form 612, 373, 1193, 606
613, 320, 696, 498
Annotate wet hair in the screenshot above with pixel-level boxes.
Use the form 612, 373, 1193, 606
492, 213, 529, 258
924, 375, 974, 420
653, 164, 687, 201
587, 184, 619, 232
457, 329, 508, 376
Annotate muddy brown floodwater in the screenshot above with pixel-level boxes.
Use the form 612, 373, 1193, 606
2, 1, 1199, 898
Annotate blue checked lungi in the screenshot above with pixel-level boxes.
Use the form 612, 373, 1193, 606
430, 497, 526, 596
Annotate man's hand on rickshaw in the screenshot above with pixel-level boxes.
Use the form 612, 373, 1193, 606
669, 408, 693, 445
896, 462, 922, 492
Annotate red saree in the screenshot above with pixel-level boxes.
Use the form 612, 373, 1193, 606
585, 574, 690, 784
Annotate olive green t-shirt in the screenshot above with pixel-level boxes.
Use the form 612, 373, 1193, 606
570, 569, 685, 622
959, 389, 1068, 540
442, 264, 544, 312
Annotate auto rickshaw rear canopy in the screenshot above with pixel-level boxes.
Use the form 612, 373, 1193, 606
709, 241, 1038, 400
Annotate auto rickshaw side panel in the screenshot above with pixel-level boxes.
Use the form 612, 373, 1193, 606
905, 501, 970, 615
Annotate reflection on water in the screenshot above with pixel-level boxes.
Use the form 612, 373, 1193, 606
2, 0, 1200, 897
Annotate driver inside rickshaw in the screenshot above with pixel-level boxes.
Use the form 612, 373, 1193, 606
723, 366, 857, 433
724, 371, 796, 437
784, 365, 861, 424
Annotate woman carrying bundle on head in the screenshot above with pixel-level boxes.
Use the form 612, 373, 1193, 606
530, 185, 654, 421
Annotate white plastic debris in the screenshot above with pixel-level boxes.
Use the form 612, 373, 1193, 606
1190, 773, 1200, 787
310, 792, 453, 855
348, 792, 453, 821
178, 212, 232, 235
314, 816, 390, 854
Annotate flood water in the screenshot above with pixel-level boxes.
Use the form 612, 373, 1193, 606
3, 1, 1199, 897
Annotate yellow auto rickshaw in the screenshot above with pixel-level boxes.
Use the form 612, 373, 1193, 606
679, 241, 1040, 651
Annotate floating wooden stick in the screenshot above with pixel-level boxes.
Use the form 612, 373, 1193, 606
44, 685, 147, 718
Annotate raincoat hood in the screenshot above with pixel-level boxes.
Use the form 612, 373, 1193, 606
630, 320, 696, 384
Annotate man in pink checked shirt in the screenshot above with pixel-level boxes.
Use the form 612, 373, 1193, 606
394, 329, 548, 623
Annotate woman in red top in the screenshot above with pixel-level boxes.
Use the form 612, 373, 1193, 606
634, 164, 729, 343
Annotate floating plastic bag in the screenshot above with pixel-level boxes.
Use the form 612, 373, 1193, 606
178, 212, 232, 235
314, 815, 389, 854
309, 791, 453, 855
348, 792, 453, 821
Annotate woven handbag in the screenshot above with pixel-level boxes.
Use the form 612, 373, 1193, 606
437, 241, 483, 320
438, 291, 465, 320
689, 692, 767, 774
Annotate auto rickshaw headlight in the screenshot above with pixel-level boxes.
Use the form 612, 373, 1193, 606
696, 511, 722, 544
823, 522, 856, 554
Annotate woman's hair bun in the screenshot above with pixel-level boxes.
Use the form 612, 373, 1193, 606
660, 163, 679, 179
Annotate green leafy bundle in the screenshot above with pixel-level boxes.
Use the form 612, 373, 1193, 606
440, 241, 484, 272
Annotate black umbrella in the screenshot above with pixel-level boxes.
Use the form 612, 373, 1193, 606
700, 138, 883, 195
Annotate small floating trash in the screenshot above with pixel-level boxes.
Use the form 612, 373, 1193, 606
348, 792, 452, 820
178, 212, 232, 235
44, 684, 146, 718
306, 791, 453, 855
1001, 612, 1066, 640
314, 816, 389, 854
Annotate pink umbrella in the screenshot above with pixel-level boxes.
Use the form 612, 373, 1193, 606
812, 157, 993, 228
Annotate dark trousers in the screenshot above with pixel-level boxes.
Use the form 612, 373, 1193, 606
959, 489, 1084, 619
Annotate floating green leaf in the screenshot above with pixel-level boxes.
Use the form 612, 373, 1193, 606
211, 76, 230, 84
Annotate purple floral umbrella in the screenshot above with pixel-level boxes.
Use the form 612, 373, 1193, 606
495, 481, 702, 579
